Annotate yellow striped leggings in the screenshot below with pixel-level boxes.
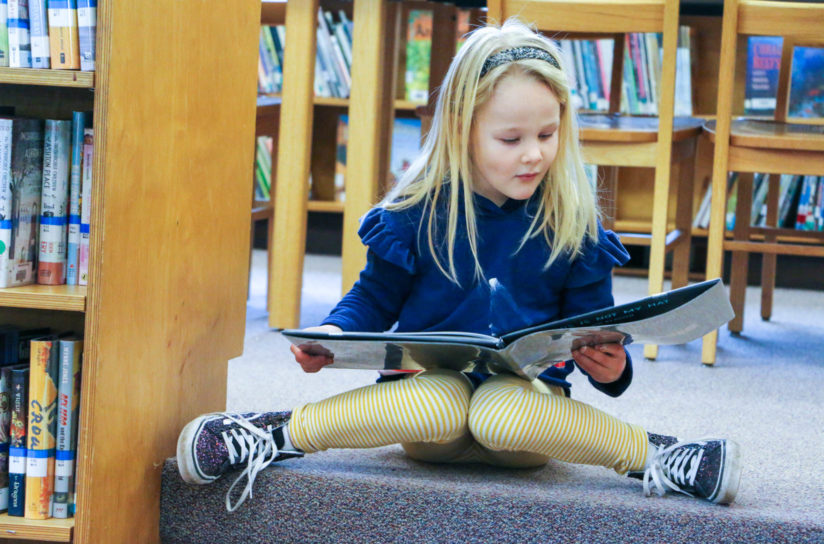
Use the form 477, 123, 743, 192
288, 369, 648, 473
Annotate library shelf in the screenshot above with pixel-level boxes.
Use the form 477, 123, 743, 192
0, 67, 94, 89
0, 285, 86, 312
0, 513, 74, 542
308, 200, 345, 213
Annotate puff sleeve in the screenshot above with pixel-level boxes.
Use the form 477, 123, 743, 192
321, 207, 417, 332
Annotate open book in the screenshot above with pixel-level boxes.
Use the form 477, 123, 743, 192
283, 279, 734, 380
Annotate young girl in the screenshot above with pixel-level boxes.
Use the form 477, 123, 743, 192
177, 18, 741, 512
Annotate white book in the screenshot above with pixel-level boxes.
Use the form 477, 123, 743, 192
7, 0, 31, 68
26, 0, 46, 68
37, 119, 71, 285
76, 0, 94, 71
77, 127, 92, 285
0, 119, 12, 284
1, 0, 10, 67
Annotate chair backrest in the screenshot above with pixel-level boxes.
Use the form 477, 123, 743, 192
485, 0, 681, 118
717, 0, 824, 124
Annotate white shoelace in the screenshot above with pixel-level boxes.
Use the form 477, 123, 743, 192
220, 414, 280, 512
643, 439, 706, 499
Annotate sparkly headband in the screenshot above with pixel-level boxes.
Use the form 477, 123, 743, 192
479, 46, 561, 77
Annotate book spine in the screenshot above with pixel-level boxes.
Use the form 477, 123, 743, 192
6, 118, 44, 289
78, 127, 92, 285
46, 0, 79, 69
53, 338, 80, 519
75, 0, 92, 71
26, 0, 46, 67
0, 118, 12, 289
8, 366, 28, 517
66, 111, 85, 285
38, 119, 71, 285
0, 366, 13, 511
7, 0, 31, 68
25, 337, 59, 519
0, 0, 10, 67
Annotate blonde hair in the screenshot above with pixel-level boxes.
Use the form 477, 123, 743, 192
383, 17, 600, 283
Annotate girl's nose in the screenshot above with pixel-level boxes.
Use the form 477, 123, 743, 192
522, 143, 542, 163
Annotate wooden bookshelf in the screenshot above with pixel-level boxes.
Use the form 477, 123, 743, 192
0, 1, 259, 542
0, 67, 94, 88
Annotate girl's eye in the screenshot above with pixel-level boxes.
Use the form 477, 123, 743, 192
500, 138, 519, 144
539, 132, 555, 140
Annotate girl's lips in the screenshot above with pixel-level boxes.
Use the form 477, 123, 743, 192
516, 173, 539, 180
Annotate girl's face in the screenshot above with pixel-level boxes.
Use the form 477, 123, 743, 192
470, 73, 561, 207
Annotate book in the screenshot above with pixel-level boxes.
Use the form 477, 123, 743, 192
334, 115, 347, 202
0, 365, 16, 511
26, 0, 46, 67
0, 118, 12, 282
66, 111, 86, 285
46, 0, 79, 69
7, 365, 27, 516
744, 36, 782, 115
405, 9, 432, 104
78, 127, 92, 285
0, 0, 9, 67
53, 337, 80, 519
1, 118, 44, 289
284, 279, 734, 381
388, 117, 421, 186
75, 0, 94, 71
25, 335, 60, 519
7, 0, 31, 68
38, 119, 71, 285
787, 46, 824, 118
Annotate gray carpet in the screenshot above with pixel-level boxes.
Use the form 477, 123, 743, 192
160, 250, 824, 543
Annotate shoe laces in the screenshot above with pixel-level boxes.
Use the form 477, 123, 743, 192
643, 439, 707, 499
220, 413, 279, 512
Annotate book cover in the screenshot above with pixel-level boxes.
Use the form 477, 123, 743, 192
1, 118, 44, 289
38, 119, 71, 285
284, 279, 734, 381
388, 117, 421, 187
405, 9, 431, 104
0, 118, 12, 285
46, 0, 79, 70
787, 46, 824, 118
7, 366, 27, 516
745, 36, 782, 115
7, 0, 31, 68
75, 0, 93, 71
26, 0, 46, 68
53, 337, 80, 519
0, 0, 9, 67
66, 111, 85, 285
334, 114, 347, 202
25, 335, 60, 519
78, 127, 91, 285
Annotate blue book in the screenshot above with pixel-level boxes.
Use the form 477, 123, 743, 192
6, 0, 31, 68
745, 36, 782, 115
66, 111, 86, 286
7, 366, 27, 517
76, 0, 94, 71
27, 0, 48, 68
787, 46, 824, 118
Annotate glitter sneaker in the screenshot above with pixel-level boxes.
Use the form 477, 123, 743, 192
176, 411, 303, 511
643, 438, 741, 505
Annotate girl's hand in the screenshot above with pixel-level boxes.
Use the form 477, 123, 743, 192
571, 343, 626, 384
289, 325, 342, 373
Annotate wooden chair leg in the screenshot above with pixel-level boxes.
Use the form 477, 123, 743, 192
760, 174, 780, 321
670, 142, 697, 290
728, 171, 754, 333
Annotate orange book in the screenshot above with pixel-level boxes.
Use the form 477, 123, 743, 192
47, 0, 81, 70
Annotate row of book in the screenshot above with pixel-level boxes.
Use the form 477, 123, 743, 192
0, 114, 94, 288
258, 9, 354, 98
0, 328, 82, 519
0, 0, 96, 71
692, 173, 824, 232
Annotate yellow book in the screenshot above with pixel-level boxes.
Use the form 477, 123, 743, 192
47, 0, 81, 70
25, 336, 60, 520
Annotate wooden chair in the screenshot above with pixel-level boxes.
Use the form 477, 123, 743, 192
486, 0, 702, 360
701, 0, 824, 365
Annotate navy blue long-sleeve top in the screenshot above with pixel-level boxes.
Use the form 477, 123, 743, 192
321, 192, 633, 397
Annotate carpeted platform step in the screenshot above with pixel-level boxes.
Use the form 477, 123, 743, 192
160, 448, 824, 544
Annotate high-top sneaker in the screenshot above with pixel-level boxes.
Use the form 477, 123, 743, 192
176, 412, 303, 511
643, 438, 741, 505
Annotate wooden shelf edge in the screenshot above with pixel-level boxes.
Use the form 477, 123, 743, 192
307, 200, 345, 213
0, 285, 87, 312
0, 513, 74, 542
0, 67, 94, 88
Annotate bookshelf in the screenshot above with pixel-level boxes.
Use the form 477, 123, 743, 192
0, 1, 259, 542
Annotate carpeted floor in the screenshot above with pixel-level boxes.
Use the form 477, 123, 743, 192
208, 250, 824, 541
